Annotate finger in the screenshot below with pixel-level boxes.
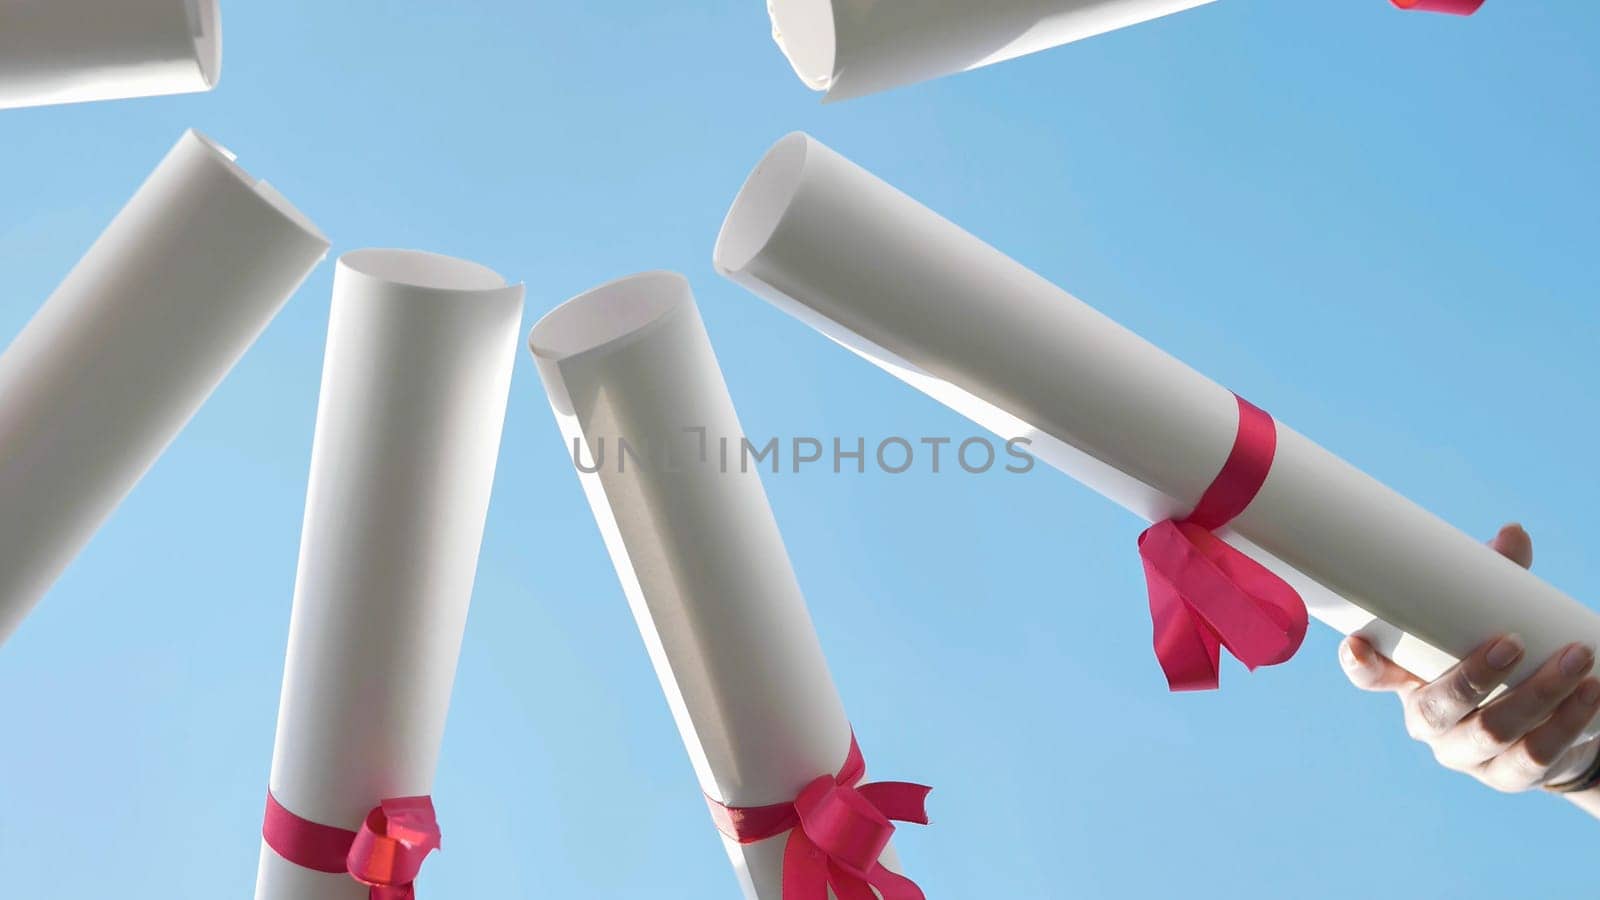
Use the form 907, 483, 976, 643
1340, 636, 1424, 693
1472, 643, 1596, 756
1489, 523, 1533, 570
1405, 633, 1523, 749
1481, 679, 1600, 792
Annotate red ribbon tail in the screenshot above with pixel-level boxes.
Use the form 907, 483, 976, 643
1139, 519, 1307, 691
856, 782, 932, 826
1192, 526, 1307, 667
781, 829, 833, 899
1391, 0, 1484, 15
827, 862, 884, 900
1141, 521, 1225, 691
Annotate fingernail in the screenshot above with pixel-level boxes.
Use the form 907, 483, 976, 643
1340, 641, 1362, 670
1487, 635, 1524, 670
1561, 645, 1595, 678
1580, 680, 1600, 706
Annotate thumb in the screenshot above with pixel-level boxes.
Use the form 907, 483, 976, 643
1490, 523, 1534, 570
1340, 636, 1424, 693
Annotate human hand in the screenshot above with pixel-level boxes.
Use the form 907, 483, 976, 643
1339, 523, 1600, 795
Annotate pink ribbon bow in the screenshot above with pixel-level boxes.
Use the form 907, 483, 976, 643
1391, 0, 1484, 14
707, 734, 932, 900
1138, 395, 1309, 691
263, 791, 442, 900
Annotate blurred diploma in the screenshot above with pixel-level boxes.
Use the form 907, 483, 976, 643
255, 250, 523, 900
0, 130, 328, 643
529, 272, 913, 898
715, 133, 1600, 735
0, 0, 223, 110
767, 0, 1214, 101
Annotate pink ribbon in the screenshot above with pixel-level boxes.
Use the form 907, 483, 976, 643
1391, 0, 1484, 14
263, 791, 441, 900
707, 734, 932, 900
1138, 395, 1308, 691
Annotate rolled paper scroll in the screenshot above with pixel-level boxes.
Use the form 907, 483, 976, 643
0, 0, 222, 110
714, 133, 1600, 724
766, 0, 1215, 101
0, 129, 327, 644
256, 250, 524, 900
529, 272, 928, 898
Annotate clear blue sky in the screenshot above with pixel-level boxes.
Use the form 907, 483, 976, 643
1, 2, 1597, 897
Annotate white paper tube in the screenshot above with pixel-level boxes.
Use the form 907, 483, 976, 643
714, 133, 1600, 720
529, 272, 907, 899
0, 129, 327, 643
768, 0, 1214, 101
255, 250, 524, 900
0, 0, 221, 110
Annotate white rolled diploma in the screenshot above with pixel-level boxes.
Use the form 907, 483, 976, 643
0, 129, 327, 644
714, 132, 1600, 718
256, 250, 524, 900
0, 0, 221, 110
529, 272, 907, 898
768, 0, 1213, 101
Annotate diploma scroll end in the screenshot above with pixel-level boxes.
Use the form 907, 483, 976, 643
713, 132, 812, 276
768, 0, 837, 93
187, 0, 224, 90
